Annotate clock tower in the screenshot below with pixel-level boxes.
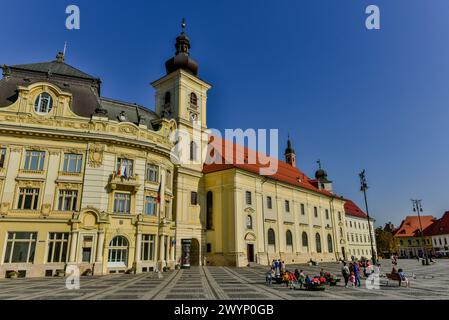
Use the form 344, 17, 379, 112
151, 20, 211, 267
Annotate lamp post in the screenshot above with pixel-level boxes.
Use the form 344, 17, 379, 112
359, 170, 377, 266
411, 199, 429, 265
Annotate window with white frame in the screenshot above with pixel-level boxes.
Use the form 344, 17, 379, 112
108, 236, 128, 265
0, 148, 6, 168
114, 193, 131, 214
47, 233, 69, 263
144, 196, 157, 216
146, 164, 159, 182
246, 215, 253, 229
24, 150, 45, 171
4, 232, 37, 263
63, 154, 83, 173
141, 234, 156, 261
17, 188, 40, 210
34, 92, 53, 114
58, 190, 78, 211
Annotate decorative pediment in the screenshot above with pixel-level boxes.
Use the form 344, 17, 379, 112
244, 232, 256, 241
88, 143, 105, 168
244, 207, 255, 214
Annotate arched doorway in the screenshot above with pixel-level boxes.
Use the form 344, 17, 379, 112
190, 238, 200, 266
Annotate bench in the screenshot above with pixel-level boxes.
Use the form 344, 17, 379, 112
386, 273, 409, 287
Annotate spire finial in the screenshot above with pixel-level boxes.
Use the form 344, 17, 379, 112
181, 18, 186, 34
317, 159, 322, 170
63, 41, 68, 56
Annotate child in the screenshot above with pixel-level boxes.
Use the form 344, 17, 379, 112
266, 270, 272, 286
288, 272, 297, 290
349, 271, 356, 287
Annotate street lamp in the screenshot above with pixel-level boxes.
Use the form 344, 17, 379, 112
411, 199, 429, 265
359, 170, 377, 266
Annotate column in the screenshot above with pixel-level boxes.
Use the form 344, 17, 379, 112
96, 231, 105, 263
69, 232, 78, 263
135, 232, 142, 263
164, 236, 169, 261
170, 237, 175, 261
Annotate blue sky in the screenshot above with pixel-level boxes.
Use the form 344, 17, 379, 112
1, 0, 449, 227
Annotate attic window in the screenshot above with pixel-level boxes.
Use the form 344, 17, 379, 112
34, 93, 53, 115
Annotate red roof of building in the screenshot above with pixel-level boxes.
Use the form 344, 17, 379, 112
203, 136, 337, 198
344, 200, 368, 219
393, 215, 437, 238
423, 211, 449, 236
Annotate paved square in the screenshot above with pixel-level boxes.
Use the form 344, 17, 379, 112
0, 259, 448, 300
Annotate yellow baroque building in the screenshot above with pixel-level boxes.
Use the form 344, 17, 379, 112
0, 26, 374, 278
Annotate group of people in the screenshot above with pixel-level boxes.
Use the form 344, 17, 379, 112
341, 260, 375, 287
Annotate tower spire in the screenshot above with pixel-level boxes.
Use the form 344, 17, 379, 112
284, 135, 296, 167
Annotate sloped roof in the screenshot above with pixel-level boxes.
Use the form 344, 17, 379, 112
10, 60, 97, 80
423, 211, 449, 236
203, 136, 339, 198
344, 199, 368, 219
393, 215, 437, 238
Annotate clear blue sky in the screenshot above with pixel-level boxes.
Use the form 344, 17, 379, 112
2, 0, 449, 227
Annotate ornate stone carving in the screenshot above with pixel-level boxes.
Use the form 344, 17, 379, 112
88, 143, 105, 168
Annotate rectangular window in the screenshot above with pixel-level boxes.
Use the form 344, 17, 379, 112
24, 151, 45, 171
191, 191, 198, 205
206, 243, 212, 253
47, 233, 69, 263
4, 232, 37, 263
146, 164, 159, 182
63, 154, 83, 173
301, 203, 305, 215
58, 190, 78, 211
144, 196, 157, 216
325, 209, 329, 220
17, 188, 40, 210
338, 211, 342, 221
314, 207, 318, 218
113, 193, 131, 214
245, 191, 252, 205
267, 196, 272, 209
141, 234, 156, 261
285, 200, 290, 212
0, 148, 6, 168
116, 158, 134, 177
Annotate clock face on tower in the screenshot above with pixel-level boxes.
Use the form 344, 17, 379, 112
190, 112, 198, 122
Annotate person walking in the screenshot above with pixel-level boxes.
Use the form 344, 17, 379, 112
341, 262, 350, 288
265, 269, 272, 286
353, 261, 361, 287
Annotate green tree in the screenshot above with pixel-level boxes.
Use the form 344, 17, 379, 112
375, 227, 397, 257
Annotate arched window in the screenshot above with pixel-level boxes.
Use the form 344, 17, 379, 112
246, 215, 253, 229
190, 92, 198, 106
190, 141, 197, 161
206, 191, 213, 230
315, 233, 322, 253
302, 232, 308, 247
267, 228, 275, 246
34, 92, 53, 114
286, 230, 293, 246
108, 236, 128, 266
164, 92, 171, 105
327, 234, 333, 253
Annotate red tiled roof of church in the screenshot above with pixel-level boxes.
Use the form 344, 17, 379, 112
344, 200, 368, 219
202, 136, 337, 198
423, 212, 449, 236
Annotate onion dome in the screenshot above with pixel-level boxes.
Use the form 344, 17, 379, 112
165, 19, 199, 76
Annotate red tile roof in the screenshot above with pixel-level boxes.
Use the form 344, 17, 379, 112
393, 216, 437, 238
203, 136, 337, 198
423, 212, 449, 236
344, 200, 368, 219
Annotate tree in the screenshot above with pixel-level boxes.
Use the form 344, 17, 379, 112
375, 227, 397, 257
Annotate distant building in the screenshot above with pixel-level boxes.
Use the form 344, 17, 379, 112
393, 216, 436, 258
383, 222, 396, 233
343, 200, 376, 260
424, 211, 449, 257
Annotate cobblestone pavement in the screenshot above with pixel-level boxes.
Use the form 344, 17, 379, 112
0, 259, 448, 300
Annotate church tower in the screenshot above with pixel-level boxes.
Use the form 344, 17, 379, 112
284, 135, 297, 167
151, 20, 211, 267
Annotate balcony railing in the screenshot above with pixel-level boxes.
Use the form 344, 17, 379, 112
108, 172, 140, 193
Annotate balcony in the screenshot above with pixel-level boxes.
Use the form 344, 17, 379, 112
108, 172, 141, 193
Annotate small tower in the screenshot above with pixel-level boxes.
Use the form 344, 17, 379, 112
284, 135, 296, 167
315, 160, 333, 192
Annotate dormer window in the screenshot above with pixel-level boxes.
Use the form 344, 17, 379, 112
118, 111, 127, 122
34, 93, 53, 115
190, 92, 197, 106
